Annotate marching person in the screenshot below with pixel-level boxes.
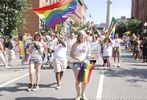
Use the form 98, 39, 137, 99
112, 34, 122, 67
0, 37, 9, 68
6, 35, 16, 66
27, 33, 44, 91
70, 30, 91, 100
102, 37, 113, 69
52, 34, 67, 90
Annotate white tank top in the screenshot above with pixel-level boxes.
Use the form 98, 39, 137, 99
74, 42, 90, 63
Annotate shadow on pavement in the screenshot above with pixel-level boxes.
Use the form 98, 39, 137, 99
15, 97, 74, 100
0, 82, 57, 93
104, 68, 147, 83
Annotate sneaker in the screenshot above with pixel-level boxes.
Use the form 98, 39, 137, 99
81, 93, 88, 100
114, 63, 117, 67
5, 65, 9, 68
27, 83, 33, 91
55, 85, 61, 90
32, 84, 39, 91
75, 96, 81, 100
117, 63, 120, 67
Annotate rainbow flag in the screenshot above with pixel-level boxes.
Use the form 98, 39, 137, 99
110, 24, 116, 39
33, 0, 77, 28
18, 41, 26, 61
78, 63, 93, 84
106, 17, 117, 38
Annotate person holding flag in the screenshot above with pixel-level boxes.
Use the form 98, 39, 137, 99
70, 30, 91, 100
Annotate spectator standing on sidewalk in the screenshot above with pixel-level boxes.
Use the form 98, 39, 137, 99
70, 30, 91, 100
0, 36, 9, 68
142, 35, 147, 63
6, 35, 16, 66
52, 34, 67, 90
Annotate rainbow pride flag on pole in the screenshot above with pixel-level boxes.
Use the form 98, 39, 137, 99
33, 0, 77, 28
106, 17, 117, 38
18, 41, 25, 61
78, 63, 93, 84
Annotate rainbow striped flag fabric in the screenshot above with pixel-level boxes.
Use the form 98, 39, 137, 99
33, 0, 77, 28
18, 41, 26, 61
106, 17, 117, 38
78, 63, 93, 84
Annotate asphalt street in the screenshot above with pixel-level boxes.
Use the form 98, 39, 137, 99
0, 49, 147, 100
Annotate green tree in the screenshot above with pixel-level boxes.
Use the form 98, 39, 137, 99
115, 21, 127, 37
0, 0, 29, 38
126, 18, 142, 34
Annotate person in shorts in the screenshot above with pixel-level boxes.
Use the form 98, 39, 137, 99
27, 33, 44, 91
52, 34, 67, 90
70, 30, 91, 100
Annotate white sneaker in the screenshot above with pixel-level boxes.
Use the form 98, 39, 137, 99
114, 63, 117, 67
75, 96, 81, 100
5, 65, 9, 68
81, 93, 88, 100
55, 85, 61, 90
117, 63, 120, 67
32, 85, 39, 91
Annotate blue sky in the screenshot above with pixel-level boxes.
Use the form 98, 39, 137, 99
84, 0, 131, 24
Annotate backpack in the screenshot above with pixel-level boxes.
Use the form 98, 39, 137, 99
8, 41, 13, 50
5, 41, 9, 48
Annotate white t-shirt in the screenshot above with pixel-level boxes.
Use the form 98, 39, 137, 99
103, 43, 113, 57
53, 42, 67, 61
30, 41, 43, 60
74, 42, 91, 63
113, 38, 122, 47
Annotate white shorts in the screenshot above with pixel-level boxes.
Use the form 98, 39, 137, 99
53, 59, 67, 73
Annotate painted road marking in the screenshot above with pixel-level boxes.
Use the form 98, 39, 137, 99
96, 71, 104, 100
0, 73, 29, 88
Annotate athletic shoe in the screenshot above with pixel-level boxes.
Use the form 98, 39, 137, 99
117, 63, 120, 67
75, 96, 81, 100
27, 84, 33, 91
32, 84, 39, 91
55, 85, 61, 90
81, 93, 88, 100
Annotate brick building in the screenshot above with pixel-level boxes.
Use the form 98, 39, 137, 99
22, 0, 87, 35
131, 0, 147, 22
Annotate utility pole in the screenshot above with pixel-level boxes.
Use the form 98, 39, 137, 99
106, 0, 112, 29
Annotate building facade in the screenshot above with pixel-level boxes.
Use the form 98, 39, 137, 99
22, 0, 87, 35
131, 0, 147, 22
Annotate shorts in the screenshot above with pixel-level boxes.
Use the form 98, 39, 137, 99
53, 59, 67, 73
72, 62, 82, 69
103, 56, 110, 63
29, 58, 42, 65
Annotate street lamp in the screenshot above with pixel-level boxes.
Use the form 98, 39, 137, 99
144, 22, 147, 34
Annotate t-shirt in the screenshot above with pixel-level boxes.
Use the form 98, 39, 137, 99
30, 41, 43, 60
53, 42, 67, 61
103, 43, 113, 57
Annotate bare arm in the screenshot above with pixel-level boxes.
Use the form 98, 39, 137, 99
56, 35, 66, 47
70, 43, 79, 61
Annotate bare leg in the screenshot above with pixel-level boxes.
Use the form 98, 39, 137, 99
35, 63, 41, 85
73, 69, 81, 97
29, 64, 35, 85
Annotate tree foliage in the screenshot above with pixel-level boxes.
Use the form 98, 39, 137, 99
0, 0, 29, 37
126, 18, 142, 34
115, 21, 127, 37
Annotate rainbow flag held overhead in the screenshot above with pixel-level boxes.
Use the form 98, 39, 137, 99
78, 63, 93, 84
106, 17, 117, 38
110, 24, 116, 39
33, 0, 77, 28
